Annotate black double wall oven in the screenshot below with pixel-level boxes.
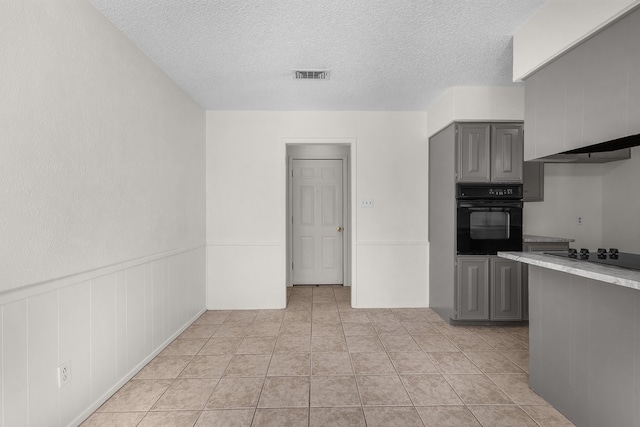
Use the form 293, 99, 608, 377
456, 184, 523, 255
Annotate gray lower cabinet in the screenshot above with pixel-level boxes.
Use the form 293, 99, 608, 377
456, 256, 522, 321
490, 258, 522, 320
456, 257, 489, 320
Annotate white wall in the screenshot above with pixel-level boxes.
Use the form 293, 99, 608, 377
0, 0, 206, 292
0, 1, 206, 426
206, 111, 428, 309
523, 163, 604, 250
428, 86, 524, 137
513, 0, 640, 80
602, 146, 640, 252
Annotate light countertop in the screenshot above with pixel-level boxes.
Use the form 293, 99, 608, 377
498, 251, 640, 291
523, 234, 575, 243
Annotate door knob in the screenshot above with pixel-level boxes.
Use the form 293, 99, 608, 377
337, 226, 343, 232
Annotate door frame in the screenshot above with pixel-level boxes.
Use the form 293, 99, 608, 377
286, 143, 351, 287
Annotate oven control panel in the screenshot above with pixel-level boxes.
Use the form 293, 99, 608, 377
456, 184, 523, 199
487, 188, 515, 196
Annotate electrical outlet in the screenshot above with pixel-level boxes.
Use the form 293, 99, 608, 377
360, 198, 374, 208
577, 216, 583, 225
58, 361, 71, 388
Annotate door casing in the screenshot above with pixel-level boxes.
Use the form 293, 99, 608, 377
286, 144, 351, 287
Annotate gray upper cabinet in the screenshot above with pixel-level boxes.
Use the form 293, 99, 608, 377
624, 8, 640, 136
581, 15, 628, 147
564, 45, 585, 151
534, 57, 567, 159
491, 124, 523, 182
524, 7, 640, 160
523, 161, 544, 202
457, 124, 491, 182
457, 123, 523, 183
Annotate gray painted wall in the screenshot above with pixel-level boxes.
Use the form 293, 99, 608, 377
428, 124, 456, 320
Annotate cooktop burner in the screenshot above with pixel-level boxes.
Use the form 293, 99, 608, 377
544, 248, 640, 271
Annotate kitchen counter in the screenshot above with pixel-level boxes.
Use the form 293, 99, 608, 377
520, 238, 575, 321
498, 250, 640, 427
523, 234, 574, 243
499, 251, 640, 291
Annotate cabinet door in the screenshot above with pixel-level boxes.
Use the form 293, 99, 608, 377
456, 257, 489, 320
523, 162, 544, 202
534, 58, 567, 158
491, 124, 523, 182
582, 15, 628, 147
490, 258, 522, 321
564, 45, 585, 151
627, 9, 640, 136
457, 124, 490, 182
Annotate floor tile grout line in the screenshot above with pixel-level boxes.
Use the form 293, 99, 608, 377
87, 295, 571, 426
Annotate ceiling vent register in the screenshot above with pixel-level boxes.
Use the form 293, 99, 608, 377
294, 70, 330, 80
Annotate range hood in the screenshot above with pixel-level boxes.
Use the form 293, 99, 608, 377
535, 133, 639, 163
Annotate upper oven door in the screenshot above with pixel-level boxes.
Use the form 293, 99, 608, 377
457, 200, 523, 255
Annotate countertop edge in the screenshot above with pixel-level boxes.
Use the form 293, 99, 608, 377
498, 251, 640, 291
523, 234, 575, 243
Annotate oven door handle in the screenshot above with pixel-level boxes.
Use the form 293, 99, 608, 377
457, 201, 523, 208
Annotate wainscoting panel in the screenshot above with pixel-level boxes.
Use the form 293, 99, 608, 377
59, 281, 91, 427
2, 299, 29, 427
89, 274, 117, 411
206, 243, 286, 310
355, 242, 429, 308
0, 246, 206, 427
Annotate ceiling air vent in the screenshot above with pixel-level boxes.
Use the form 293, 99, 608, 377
294, 70, 330, 80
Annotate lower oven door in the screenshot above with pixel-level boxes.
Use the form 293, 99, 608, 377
457, 200, 523, 255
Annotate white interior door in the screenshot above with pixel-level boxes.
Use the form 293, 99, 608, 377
292, 159, 343, 285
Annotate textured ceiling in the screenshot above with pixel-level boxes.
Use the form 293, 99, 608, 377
89, 0, 545, 111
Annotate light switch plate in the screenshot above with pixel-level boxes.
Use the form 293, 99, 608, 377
360, 198, 374, 208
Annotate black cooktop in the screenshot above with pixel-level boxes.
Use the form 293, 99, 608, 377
544, 248, 640, 272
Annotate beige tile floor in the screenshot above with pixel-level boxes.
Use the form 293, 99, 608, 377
82, 285, 575, 427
